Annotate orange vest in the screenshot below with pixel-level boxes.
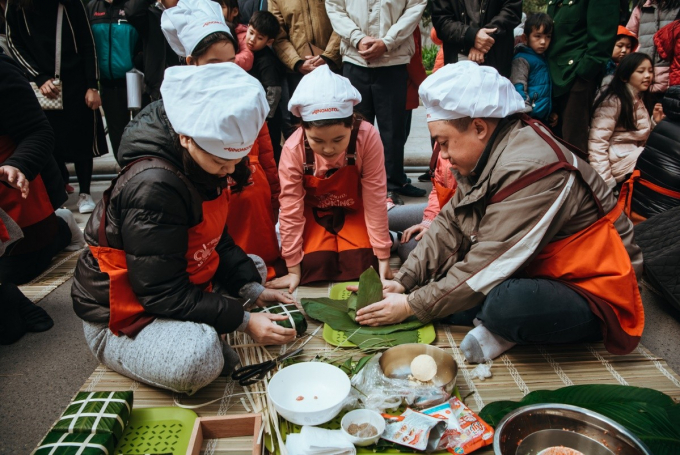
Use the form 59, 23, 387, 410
299, 119, 378, 284
619, 169, 680, 224
490, 116, 644, 355
89, 158, 229, 336
429, 142, 456, 208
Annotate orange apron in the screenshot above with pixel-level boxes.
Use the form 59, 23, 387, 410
428, 142, 456, 208
618, 169, 680, 225
89, 158, 229, 336
490, 116, 644, 355
227, 154, 286, 280
300, 119, 378, 284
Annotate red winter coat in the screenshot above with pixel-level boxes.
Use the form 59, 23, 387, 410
654, 20, 680, 87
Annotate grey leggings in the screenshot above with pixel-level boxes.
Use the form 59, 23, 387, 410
388, 203, 426, 262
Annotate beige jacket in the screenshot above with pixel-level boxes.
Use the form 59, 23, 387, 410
394, 119, 643, 322
325, 0, 427, 67
588, 93, 652, 188
269, 0, 342, 71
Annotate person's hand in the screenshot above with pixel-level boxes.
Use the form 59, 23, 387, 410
254, 288, 297, 308
266, 265, 301, 293
474, 28, 497, 53
402, 224, 429, 243
359, 38, 387, 62
468, 47, 485, 63
378, 258, 394, 281
299, 56, 325, 74
346, 279, 405, 294
548, 112, 559, 127
653, 103, 665, 124
355, 293, 414, 326
357, 36, 373, 52
244, 312, 297, 345
0, 165, 29, 198
40, 79, 61, 99
85, 89, 101, 110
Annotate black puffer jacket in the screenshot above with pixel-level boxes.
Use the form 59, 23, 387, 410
431, 0, 522, 77
71, 101, 261, 334
632, 86, 680, 218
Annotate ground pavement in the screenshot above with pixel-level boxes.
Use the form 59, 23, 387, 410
1, 107, 679, 453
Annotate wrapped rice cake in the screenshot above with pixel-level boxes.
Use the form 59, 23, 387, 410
34, 431, 115, 455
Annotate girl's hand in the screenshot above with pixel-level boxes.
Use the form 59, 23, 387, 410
85, 89, 101, 110
266, 265, 301, 293
355, 293, 414, 326
402, 224, 428, 243
0, 165, 29, 198
254, 289, 297, 308
653, 103, 665, 124
244, 313, 296, 345
40, 79, 61, 99
378, 258, 394, 280
548, 112, 559, 127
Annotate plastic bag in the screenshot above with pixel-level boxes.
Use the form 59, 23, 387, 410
346, 354, 451, 412
421, 398, 494, 454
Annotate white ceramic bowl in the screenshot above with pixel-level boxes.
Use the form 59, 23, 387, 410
340, 409, 385, 447
267, 362, 351, 426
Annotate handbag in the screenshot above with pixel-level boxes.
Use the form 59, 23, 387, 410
29, 3, 64, 110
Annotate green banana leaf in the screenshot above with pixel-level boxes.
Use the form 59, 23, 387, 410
347, 267, 383, 321
252, 303, 308, 336
478, 385, 680, 455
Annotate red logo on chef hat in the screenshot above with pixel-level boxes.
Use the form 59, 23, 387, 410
311, 107, 340, 115
224, 145, 251, 153
203, 21, 222, 27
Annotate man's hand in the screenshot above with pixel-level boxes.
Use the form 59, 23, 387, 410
298, 56, 326, 75
244, 313, 296, 345
266, 264, 301, 293
357, 37, 373, 52
254, 289, 297, 308
402, 224, 429, 243
40, 79, 60, 100
0, 165, 29, 198
468, 47, 485, 63
359, 38, 388, 62
355, 293, 414, 326
346, 279, 405, 294
474, 28, 497, 53
85, 89, 101, 110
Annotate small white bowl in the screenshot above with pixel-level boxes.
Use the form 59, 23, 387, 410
340, 409, 385, 447
268, 362, 351, 426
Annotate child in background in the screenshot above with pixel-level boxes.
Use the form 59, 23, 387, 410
588, 53, 664, 190
267, 66, 392, 291
654, 19, 680, 88
511, 13, 557, 125
247, 11, 285, 162
601, 26, 639, 90
213, 0, 253, 70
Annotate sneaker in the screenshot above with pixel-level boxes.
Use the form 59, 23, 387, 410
78, 193, 96, 214
417, 172, 432, 182
386, 191, 404, 207
394, 183, 427, 198
65, 184, 75, 194
55, 208, 86, 251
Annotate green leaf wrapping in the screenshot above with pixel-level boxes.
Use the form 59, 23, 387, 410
35, 432, 115, 455
478, 385, 680, 455
347, 267, 383, 321
252, 304, 308, 336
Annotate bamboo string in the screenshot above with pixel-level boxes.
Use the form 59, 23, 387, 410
586, 344, 629, 386
538, 346, 574, 387
501, 354, 531, 396
636, 346, 680, 388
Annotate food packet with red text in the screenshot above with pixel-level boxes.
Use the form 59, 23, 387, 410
421, 397, 494, 454
381, 409, 448, 452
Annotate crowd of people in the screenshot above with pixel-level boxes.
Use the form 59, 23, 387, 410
1, 0, 679, 395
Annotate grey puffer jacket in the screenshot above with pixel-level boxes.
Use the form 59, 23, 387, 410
71, 101, 263, 334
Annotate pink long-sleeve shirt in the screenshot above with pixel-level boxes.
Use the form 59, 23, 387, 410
278, 121, 392, 267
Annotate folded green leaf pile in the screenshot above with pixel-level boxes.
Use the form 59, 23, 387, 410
301, 267, 424, 348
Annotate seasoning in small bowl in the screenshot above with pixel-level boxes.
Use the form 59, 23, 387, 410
341, 409, 385, 447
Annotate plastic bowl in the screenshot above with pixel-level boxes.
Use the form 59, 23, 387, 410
267, 362, 351, 426
340, 409, 385, 446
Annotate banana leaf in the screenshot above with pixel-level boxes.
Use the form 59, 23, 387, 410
347, 267, 383, 321
478, 385, 680, 455
252, 303, 307, 336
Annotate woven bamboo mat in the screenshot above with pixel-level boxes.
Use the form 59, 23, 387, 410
18, 249, 83, 303
76, 281, 680, 455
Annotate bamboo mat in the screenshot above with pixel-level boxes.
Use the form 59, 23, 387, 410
75, 281, 680, 455
18, 249, 83, 303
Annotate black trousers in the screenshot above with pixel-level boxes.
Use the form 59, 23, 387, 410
443, 278, 602, 345
101, 82, 131, 159
343, 63, 408, 190
0, 217, 71, 285
553, 77, 599, 155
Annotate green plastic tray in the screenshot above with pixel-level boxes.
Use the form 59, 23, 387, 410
114, 407, 197, 455
322, 283, 436, 347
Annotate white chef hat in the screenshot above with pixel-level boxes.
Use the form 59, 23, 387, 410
419, 61, 525, 122
161, 62, 268, 160
288, 65, 361, 121
161, 0, 232, 57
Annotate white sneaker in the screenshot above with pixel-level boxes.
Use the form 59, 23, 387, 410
78, 193, 96, 214
55, 208, 86, 251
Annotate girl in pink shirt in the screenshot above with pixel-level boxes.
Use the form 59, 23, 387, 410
266, 66, 392, 292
